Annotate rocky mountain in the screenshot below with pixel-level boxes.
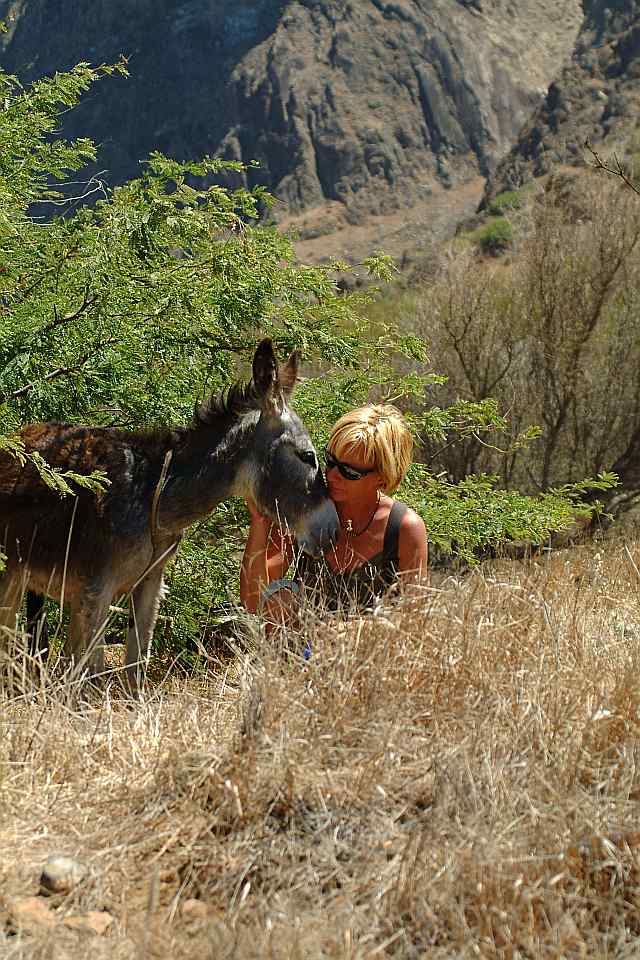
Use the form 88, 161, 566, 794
0, 0, 592, 259
0, 0, 582, 258
485, 0, 639, 201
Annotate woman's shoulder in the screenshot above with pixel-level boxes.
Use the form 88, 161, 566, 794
385, 499, 428, 575
379, 498, 426, 547
384, 497, 425, 527
385, 499, 427, 549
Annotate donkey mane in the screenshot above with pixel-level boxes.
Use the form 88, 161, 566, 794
193, 378, 261, 428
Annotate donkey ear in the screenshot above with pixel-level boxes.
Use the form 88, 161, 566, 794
278, 350, 301, 399
252, 339, 278, 396
252, 338, 281, 414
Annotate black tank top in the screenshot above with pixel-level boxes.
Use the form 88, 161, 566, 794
295, 501, 408, 613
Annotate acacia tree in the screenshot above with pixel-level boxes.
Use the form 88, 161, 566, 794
0, 62, 405, 428
0, 61, 614, 654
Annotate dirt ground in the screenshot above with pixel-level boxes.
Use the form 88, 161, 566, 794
280, 178, 486, 274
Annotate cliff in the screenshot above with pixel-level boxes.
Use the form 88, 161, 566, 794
485, 0, 639, 201
0, 0, 582, 252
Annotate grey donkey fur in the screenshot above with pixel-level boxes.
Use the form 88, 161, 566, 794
0, 339, 339, 688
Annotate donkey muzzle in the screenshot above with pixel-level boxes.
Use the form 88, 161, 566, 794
295, 499, 340, 558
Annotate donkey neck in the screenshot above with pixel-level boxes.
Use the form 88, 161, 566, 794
156, 413, 258, 534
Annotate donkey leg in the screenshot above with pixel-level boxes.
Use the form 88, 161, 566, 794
66, 589, 112, 679
125, 564, 167, 693
0, 564, 26, 639
26, 591, 49, 659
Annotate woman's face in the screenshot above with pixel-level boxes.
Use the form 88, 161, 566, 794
324, 443, 382, 503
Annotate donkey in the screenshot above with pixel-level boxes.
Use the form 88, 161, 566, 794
0, 339, 338, 687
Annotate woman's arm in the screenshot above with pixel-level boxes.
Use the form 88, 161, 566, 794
239, 501, 294, 614
397, 508, 429, 587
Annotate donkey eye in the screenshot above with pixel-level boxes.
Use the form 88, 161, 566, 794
298, 450, 317, 467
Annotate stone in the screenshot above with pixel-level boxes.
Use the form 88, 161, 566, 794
39, 855, 88, 896
486, 0, 638, 206
6, 896, 57, 933
63, 911, 114, 935
181, 898, 215, 921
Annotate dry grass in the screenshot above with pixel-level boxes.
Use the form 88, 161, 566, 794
1, 537, 640, 957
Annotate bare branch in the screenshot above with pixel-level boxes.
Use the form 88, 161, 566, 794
31, 172, 109, 207
585, 140, 640, 197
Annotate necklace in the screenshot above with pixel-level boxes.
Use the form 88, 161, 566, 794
344, 492, 380, 537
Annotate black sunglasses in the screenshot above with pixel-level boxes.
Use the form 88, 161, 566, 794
324, 446, 375, 481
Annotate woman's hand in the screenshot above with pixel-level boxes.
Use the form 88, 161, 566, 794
241, 497, 293, 613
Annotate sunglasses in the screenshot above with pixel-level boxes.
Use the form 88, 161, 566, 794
324, 446, 376, 481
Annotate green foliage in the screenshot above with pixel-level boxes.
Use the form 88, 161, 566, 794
456, 216, 515, 257
416, 398, 510, 443
476, 217, 514, 256
0, 60, 612, 655
488, 190, 522, 216
400, 467, 617, 562
0, 60, 126, 217
159, 505, 247, 663
361, 251, 397, 282
0, 63, 409, 431
27, 451, 110, 498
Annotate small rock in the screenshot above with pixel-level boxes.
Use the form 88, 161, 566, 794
40, 855, 87, 896
6, 896, 57, 933
63, 911, 114, 935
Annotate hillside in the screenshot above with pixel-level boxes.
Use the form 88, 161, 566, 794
0, 0, 582, 261
486, 0, 639, 202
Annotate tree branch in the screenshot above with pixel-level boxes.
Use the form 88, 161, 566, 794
37, 288, 101, 338
586, 140, 640, 197
0, 338, 117, 403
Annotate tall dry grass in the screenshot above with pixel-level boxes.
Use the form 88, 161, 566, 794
1, 537, 640, 957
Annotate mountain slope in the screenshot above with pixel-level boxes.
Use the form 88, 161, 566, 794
486, 0, 639, 200
215, 0, 582, 226
0, 0, 581, 245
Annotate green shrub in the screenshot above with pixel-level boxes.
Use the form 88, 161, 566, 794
477, 218, 513, 255
488, 190, 522, 216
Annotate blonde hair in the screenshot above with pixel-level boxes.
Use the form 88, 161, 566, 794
328, 404, 413, 494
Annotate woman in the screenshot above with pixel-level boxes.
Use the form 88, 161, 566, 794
240, 403, 428, 626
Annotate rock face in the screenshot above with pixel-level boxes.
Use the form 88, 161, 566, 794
486, 0, 639, 200
217, 0, 583, 225
0, 0, 582, 230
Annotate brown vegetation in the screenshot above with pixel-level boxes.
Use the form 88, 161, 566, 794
1, 534, 640, 956
416, 172, 640, 510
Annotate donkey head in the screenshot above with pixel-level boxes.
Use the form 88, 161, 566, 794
245, 339, 339, 557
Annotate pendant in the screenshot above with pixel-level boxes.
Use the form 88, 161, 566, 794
346, 519, 353, 533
